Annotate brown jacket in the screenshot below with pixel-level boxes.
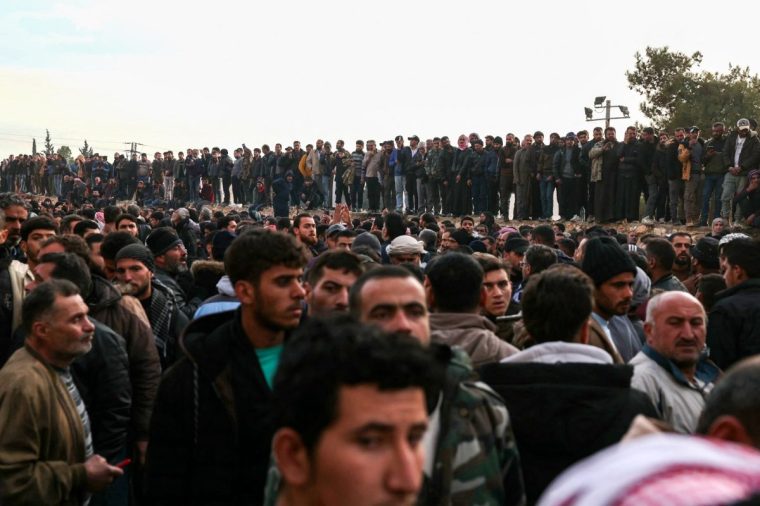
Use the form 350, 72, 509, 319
87, 276, 161, 440
430, 313, 519, 368
0, 346, 88, 505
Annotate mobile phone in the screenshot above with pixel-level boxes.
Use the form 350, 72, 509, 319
114, 458, 132, 469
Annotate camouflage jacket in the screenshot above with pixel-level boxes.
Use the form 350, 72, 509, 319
261, 345, 525, 506
419, 345, 525, 506
425, 148, 445, 180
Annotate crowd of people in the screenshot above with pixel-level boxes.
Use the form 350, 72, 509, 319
3, 117, 760, 228
0, 120, 760, 505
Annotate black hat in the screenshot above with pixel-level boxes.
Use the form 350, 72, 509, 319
115, 244, 155, 272
691, 237, 720, 270
469, 240, 487, 253
395, 135, 404, 142
407, 135, 420, 142
689, 126, 701, 134
582, 236, 637, 286
534, 131, 544, 138
146, 227, 183, 256
493, 136, 504, 145
505, 237, 529, 254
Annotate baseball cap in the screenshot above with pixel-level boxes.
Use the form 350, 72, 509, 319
737, 118, 751, 131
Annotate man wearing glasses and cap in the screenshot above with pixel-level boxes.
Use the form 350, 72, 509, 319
722, 118, 760, 222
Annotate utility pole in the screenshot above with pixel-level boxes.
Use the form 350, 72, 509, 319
123, 141, 144, 159
584, 97, 630, 129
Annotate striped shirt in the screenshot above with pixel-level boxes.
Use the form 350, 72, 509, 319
56, 367, 93, 505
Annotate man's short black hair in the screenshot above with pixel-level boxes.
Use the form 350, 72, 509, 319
425, 252, 483, 312
645, 238, 676, 271
722, 238, 760, 279
100, 231, 141, 261
524, 244, 558, 274
217, 215, 238, 230
292, 213, 313, 230
20, 216, 58, 242
115, 213, 137, 228
225, 229, 306, 286
697, 273, 727, 312
349, 265, 417, 318
22, 279, 79, 335
73, 220, 100, 237
531, 225, 555, 246
475, 255, 508, 276
103, 205, 122, 224
384, 212, 405, 240
522, 265, 594, 343
696, 358, 760, 445
38, 252, 93, 298
306, 250, 364, 286
272, 315, 444, 454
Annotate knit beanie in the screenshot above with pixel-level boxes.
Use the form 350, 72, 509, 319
582, 236, 636, 286
146, 227, 183, 256
115, 244, 155, 272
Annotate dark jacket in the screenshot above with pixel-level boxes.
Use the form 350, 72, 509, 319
723, 131, 760, 175
707, 278, 760, 370
145, 310, 275, 506
479, 362, 658, 504
175, 218, 199, 260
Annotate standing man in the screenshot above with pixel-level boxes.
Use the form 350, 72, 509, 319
683, 126, 705, 226
553, 133, 582, 221
333, 140, 352, 209
616, 126, 642, 222
722, 118, 760, 222
513, 135, 533, 220
350, 140, 365, 212
424, 137, 445, 215
0, 280, 123, 504
589, 127, 620, 223
498, 134, 517, 220
362, 140, 383, 212
146, 230, 307, 506
700, 122, 727, 226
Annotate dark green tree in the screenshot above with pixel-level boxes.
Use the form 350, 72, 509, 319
79, 139, 93, 157
44, 129, 55, 155
626, 46, 760, 132
57, 145, 73, 164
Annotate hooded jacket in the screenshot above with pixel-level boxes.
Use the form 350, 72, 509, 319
145, 310, 275, 506
480, 347, 658, 504
706, 278, 760, 370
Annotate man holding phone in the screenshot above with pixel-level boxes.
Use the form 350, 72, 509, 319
0, 280, 123, 505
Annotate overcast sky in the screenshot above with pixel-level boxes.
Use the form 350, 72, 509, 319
1, 0, 757, 157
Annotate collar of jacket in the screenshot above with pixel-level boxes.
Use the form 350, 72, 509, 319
716, 278, 760, 301
641, 344, 720, 387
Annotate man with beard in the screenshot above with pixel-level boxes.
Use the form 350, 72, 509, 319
147, 227, 201, 319
589, 127, 621, 223
699, 122, 727, 226
642, 130, 670, 224
615, 126, 642, 221
669, 232, 693, 282
292, 213, 318, 260
304, 250, 363, 317
630, 292, 718, 433
146, 230, 307, 506
582, 236, 642, 362
114, 244, 188, 370
0, 193, 28, 260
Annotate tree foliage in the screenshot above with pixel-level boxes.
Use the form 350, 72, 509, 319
57, 145, 72, 163
44, 129, 55, 155
626, 46, 760, 132
79, 139, 93, 157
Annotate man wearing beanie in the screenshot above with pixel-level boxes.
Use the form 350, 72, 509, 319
114, 243, 189, 369
582, 236, 643, 362
146, 226, 201, 319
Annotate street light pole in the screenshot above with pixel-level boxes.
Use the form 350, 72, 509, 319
584, 97, 630, 128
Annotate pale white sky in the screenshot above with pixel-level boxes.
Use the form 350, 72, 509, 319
1, 0, 757, 157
